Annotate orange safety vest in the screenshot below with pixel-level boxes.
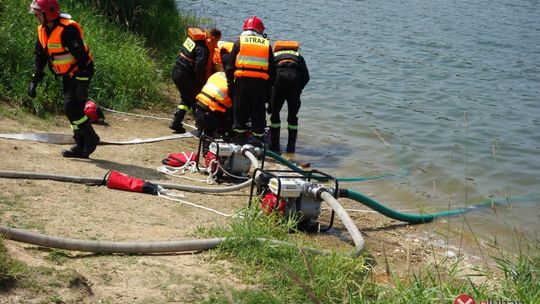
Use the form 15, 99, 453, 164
273, 40, 299, 52
273, 40, 301, 63
234, 36, 270, 80
180, 28, 215, 80
180, 28, 206, 56
213, 41, 234, 66
37, 18, 93, 76
196, 72, 232, 113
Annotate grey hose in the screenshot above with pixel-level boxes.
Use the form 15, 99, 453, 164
157, 179, 253, 193
320, 191, 365, 257
0, 225, 325, 255
0, 132, 193, 145
0, 170, 251, 193
242, 149, 260, 169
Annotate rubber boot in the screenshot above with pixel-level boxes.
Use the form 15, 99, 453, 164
62, 130, 85, 158
80, 121, 100, 157
233, 131, 248, 145
169, 109, 186, 133
286, 129, 298, 153
269, 127, 280, 153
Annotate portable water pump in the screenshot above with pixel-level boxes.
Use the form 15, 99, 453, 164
195, 135, 265, 182
249, 168, 338, 232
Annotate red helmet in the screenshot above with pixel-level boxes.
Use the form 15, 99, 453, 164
84, 100, 105, 123
29, 0, 60, 21
243, 16, 265, 34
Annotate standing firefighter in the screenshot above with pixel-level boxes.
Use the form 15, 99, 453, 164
224, 16, 275, 144
28, 0, 100, 158
170, 27, 221, 134
269, 40, 310, 153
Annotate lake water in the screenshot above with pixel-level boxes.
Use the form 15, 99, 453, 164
177, 0, 540, 248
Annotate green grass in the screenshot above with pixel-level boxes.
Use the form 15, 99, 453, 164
200, 205, 539, 303
0, 238, 27, 288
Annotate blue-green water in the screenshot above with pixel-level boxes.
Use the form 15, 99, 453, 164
178, 0, 539, 245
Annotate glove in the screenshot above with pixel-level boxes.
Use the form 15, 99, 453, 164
28, 81, 37, 98
75, 80, 90, 102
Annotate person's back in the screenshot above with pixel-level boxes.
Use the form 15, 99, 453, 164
269, 40, 309, 153
170, 28, 221, 134
224, 16, 275, 144
193, 71, 233, 138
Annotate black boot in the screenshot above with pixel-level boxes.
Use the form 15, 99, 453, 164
269, 127, 280, 153
286, 129, 298, 153
80, 121, 100, 157
62, 130, 85, 158
169, 109, 186, 133
233, 131, 248, 145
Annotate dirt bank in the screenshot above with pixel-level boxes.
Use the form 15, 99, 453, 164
0, 102, 486, 303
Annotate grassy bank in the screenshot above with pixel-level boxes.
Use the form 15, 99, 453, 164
0, 0, 196, 115
201, 207, 539, 303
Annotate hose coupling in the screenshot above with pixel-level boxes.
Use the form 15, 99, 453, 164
302, 181, 329, 200
240, 144, 255, 156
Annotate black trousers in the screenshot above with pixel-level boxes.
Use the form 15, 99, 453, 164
194, 105, 232, 136
270, 69, 303, 127
172, 63, 202, 111
233, 77, 268, 135
62, 74, 92, 123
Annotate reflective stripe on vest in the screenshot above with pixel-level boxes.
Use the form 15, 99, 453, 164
274, 50, 299, 57
37, 18, 92, 76
196, 72, 232, 113
234, 36, 270, 80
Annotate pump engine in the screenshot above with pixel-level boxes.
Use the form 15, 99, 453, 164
250, 169, 338, 232
196, 135, 264, 182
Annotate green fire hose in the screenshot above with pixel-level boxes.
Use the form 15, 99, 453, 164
339, 189, 495, 224
264, 150, 406, 182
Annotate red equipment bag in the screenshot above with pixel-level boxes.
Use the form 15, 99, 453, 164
162, 152, 197, 167
105, 171, 159, 195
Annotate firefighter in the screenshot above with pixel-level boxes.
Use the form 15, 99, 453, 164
170, 27, 222, 134
193, 72, 233, 139
28, 0, 100, 158
212, 40, 233, 72
269, 40, 310, 153
223, 16, 275, 144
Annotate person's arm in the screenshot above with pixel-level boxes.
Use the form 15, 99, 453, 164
193, 43, 210, 87
266, 47, 276, 101
299, 55, 310, 89
267, 48, 276, 85
62, 25, 93, 102
224, 41, 240, 95
28, 39, 48, 98
62, 25, 92, 79
32, 37, 48, 81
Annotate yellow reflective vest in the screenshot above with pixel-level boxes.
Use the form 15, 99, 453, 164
196, 72, 232, 113
37, 18, 92, 76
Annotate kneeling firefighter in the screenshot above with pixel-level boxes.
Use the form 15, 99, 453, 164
269, 40, 310, 153
193, 71, 233, 138
28, 0, 100, 158
170, 27, 221, 134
